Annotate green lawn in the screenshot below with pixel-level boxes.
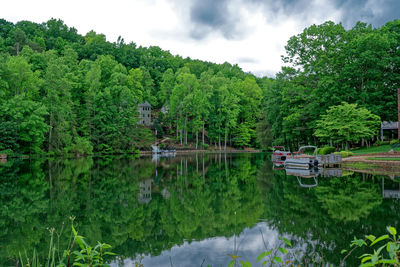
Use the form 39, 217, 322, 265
350, 145, 400, 155
366, 157, 400, 161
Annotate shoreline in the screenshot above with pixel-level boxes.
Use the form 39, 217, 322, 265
139, 149, 263, 155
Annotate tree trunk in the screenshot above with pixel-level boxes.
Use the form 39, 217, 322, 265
202, 123, 205, 145
184, 117, 187, 145
48, 113, 53, 153
176, 121, 178, 140
224, 128, 227, 150
196, 131, 198, 149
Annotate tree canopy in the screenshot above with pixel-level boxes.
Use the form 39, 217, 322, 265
258, 20, 400, 149
314, 102, 380, 148
0, 18, 263, 155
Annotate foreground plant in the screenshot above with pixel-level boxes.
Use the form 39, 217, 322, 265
226, 236, 292, 267
342, 226, 400, 266
17, 217, 115, 267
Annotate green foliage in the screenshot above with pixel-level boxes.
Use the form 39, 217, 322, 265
17, 220, 115, 267
334, 150, 354, 158
343, 226, 400, 266
0, 18, 264, 154
259, 20, 399, 149
1, 96, 48, 154
373, 140, 390, 146
201, 143, 209, 149
390, 139, 399, 145
314, 102, 380, 148
233, 124, 252, 148
317, 146, 336, 155
70, 137, 93, 156
256, 236, 292, 266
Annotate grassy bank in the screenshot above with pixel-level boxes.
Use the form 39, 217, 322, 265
366, 157, 400, 161
350, 145, 400, 155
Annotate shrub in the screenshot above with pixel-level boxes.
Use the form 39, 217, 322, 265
70, 137, 93, 156
373, 140, 382, 146
390, 139, 399, 145
201, 143, 209, 150
335, 151, 353, 158
374, 140, 390, 146
317, 146, 336, 155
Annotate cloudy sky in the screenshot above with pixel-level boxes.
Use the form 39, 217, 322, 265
1, 0, 399, 77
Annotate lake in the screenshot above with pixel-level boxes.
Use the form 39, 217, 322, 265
1, 153, 400, 266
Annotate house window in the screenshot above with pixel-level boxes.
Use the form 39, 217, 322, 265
148, 114, 150, 117
143, 114, 145, 117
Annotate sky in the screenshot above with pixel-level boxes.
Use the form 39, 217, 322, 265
1, 0, 399, 77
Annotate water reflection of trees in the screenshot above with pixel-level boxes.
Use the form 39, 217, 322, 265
3, 154, 400, 266
262, 170, 400, 265
0, 153, 266, 264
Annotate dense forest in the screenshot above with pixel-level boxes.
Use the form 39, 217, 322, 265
0, 18, 399, 155
0, 18, 265, 155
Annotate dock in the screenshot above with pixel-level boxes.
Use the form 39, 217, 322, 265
316, 154, 342, 168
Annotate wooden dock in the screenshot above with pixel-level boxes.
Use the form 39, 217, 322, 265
316, 153, 342, 168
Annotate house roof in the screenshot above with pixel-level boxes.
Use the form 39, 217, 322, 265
138, 101, 151, 107
381, 121, 399, 130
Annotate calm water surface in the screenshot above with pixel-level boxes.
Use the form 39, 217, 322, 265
1, 153, 400, 266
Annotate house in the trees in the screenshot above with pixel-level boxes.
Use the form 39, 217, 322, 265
138, 101, 151, 126
381, 121, 398, 140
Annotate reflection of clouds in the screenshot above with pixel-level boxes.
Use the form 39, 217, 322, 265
112, 223, 283, 266
110, 222, 323, 266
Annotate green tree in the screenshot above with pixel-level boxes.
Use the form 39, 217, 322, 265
43, 56, 75, 154
314, 102, 380, 149
1, 96, 48, 154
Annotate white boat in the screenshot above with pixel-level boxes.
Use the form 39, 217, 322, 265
151, 145, 176, 154
284, 145, 319, 169
271, 146, 292, 164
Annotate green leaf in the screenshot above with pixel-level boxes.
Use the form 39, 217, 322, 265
351, 237, 367, 247
361, 256, 372, 263
72, 224, 78, 237
376, 244, 386, 255
240, 261, 251, 267
257, 251, 268, 261
341, 249, 347, 254
371, 254, 378, 264
278, 247, 288, 254
282, 238, 292, 247
228, 260, 235, 267
273, 256, 282, 263
387, 226, 397, 236
370, 235, 389, 247
262, 261, 267, 266
378, 259, 397, 264
359, 253, 372, 259
365, 235, 376, 242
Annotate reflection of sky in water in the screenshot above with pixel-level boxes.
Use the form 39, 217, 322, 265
112, 222, 281, 267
